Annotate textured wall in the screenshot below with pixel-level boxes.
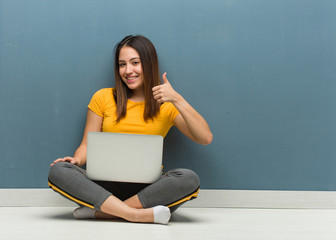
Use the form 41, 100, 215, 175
1, 0, 335, 189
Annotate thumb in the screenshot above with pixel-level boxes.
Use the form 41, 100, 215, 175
162, 72, 169, 84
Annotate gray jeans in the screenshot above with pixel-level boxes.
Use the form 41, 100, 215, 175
48, 162, 200, 213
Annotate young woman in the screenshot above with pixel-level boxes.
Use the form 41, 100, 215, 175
48, 35, 213, 224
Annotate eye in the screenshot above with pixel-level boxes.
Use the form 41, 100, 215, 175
132, 61, 140, 65
119, 63, 126, 67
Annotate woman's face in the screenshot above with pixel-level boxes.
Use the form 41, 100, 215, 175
118, 46, 144, 91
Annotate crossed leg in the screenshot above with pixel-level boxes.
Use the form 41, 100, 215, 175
48, 162, 199, 224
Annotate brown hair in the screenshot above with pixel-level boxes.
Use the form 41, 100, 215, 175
113, 35, 161, 122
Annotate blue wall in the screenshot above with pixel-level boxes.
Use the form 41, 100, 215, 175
1, 0, 335, 190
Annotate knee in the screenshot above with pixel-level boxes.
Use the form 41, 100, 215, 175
170, 168, 200, 192
48, 162, 72, 183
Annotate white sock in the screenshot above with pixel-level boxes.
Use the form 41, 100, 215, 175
153, 206, 171, 224
73, 206, 96, 219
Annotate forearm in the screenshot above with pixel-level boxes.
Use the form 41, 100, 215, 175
152, 73, 213, 145
173, 94, 213, 145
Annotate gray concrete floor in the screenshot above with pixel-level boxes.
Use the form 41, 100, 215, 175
1, 207, 336, 240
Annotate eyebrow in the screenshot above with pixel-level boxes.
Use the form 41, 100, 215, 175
118, 57, 140, 62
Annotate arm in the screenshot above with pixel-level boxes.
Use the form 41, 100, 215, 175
152, 73, 213, 145
50, 109, 103, 167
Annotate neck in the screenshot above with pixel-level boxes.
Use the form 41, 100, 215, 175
129, 88, 145, 102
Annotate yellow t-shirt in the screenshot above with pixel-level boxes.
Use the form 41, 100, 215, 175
88, 88, 180, 137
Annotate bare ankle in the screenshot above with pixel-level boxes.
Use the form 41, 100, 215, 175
132, 208, 154, 223
129, 208, 141, 222
95, 211, 117, 219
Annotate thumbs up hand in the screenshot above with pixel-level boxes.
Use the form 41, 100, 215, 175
152, 72, 179, 104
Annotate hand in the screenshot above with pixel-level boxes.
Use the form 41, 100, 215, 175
152, 72, 179, 104
50, 156, 79, 167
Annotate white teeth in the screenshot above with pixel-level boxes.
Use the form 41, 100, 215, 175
127, 77, 137, 80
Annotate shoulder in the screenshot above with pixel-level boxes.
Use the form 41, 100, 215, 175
89, 88, 115, 105
93, 88, 114, 97
91, 88, 114, 101
160, 102, 180, 120
88, 88, 115, 116
160, 102, 177, 111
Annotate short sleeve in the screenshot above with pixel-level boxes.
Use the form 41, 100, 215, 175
162, 102, 180, 125
170, 104, 180, 124
88, 89, 108, 117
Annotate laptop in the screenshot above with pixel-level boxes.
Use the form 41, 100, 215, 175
86, 132, 163, 183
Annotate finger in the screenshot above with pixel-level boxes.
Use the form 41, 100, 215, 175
153, 88, 163, 96
54, 157, 72, 164
65, 159, 75, 164
153, 92, 161, 99
53, 158, 64, 163
50, 158, 64, 166
66, 157, 76, 164
153, 91, 163, 98
154, 84, 164, 90
64, 156, 75, 162
152, 85, 162, 92
154, 93, 162, 101
162, 72, 169, 84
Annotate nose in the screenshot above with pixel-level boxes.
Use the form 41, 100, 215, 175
125, 64, 133, 75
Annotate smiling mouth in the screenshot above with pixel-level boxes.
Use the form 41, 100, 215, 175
126, 76, 138, 83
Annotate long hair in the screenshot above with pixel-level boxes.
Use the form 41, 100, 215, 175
113, 35, 161, 122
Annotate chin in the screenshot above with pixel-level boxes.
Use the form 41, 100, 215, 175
126, 82, 143, 90
126, 84, 139, 90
